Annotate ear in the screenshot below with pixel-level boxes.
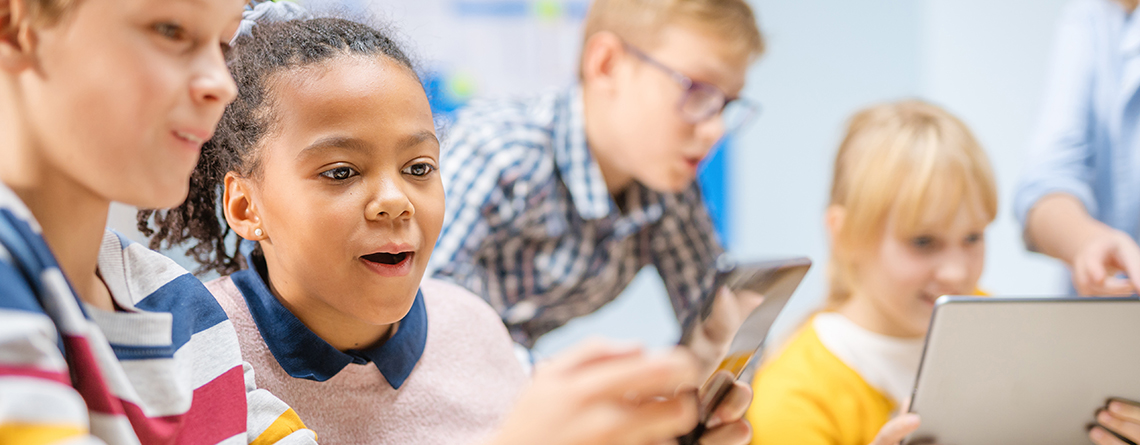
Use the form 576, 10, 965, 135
0, 0, 36, 73
223, 172, 265, 241
580, 31, 626, 94
825, 204, 846, 245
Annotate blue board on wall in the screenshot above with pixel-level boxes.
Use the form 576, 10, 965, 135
697, 137, 732, 245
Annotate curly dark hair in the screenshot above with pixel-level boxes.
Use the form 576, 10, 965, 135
137, 16, 418, 276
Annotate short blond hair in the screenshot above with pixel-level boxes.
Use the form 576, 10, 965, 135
826, 100, 998, 307
581, 0, 764, 63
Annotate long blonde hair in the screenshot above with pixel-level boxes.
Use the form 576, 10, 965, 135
825, 100, 998, 308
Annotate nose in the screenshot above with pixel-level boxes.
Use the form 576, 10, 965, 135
365, 176, 415, 221
695, 112, 727, 152
934, 249, 972, 292
190, 48, 238, 108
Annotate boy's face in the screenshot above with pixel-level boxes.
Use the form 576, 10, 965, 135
246, 56, 443, 336
605, 25, 750, 193
9, 0, 242, 208
854, 204, 988, 337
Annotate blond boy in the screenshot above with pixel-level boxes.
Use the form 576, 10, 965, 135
430, 0, 763, 350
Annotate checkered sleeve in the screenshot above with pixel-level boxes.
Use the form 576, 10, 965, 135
650, 184, 725, 326
429, 121, 525, 301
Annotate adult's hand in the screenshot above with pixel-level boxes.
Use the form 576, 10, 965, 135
1025, 193, 1140, 295
487, 340, 700, 445
1090, 399, 1140, 445
1069, 227, 1140, 295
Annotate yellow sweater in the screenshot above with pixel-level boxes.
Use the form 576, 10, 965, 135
748, 322, 894, 445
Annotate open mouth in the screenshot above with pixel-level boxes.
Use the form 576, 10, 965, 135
362, 252, 410, 265
360, 251, 414, 277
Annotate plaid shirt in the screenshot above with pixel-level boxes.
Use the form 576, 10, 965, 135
429, 86, 723, 347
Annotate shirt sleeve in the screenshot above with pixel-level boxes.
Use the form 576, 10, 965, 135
1013, 0, 1100, 238
650, 184, 725, 326
0, 257, 107, 445
243, 362, 317, 444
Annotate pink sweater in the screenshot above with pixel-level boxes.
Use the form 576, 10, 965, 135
207, 276, 527, 444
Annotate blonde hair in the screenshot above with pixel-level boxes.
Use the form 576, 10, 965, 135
825, 100, 998, 308
1117, 0, 1138, 11
581, 0, 764, 63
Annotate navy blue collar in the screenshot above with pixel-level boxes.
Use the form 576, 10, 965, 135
231, 241, 427, 388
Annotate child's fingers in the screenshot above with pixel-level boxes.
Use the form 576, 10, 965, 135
617, 393, 699, 443
541, 338, 643, 374
574, 350, 698, 402
1098, 406, 1140, 442
1109, 399, 1140, 423
699, 418, 751, 445
868, 414, 921, 445
706, 381, 752, 429
1090, 426, 1132, 445
562, 394, 698, 445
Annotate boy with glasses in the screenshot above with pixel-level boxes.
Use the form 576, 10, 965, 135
429, 0, 763, 367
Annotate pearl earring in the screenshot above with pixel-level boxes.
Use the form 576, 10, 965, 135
254, 228, 263, 238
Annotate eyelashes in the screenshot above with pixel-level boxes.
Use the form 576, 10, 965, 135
321, 166, 358, 181
402, 162, 436, 178
319, 162, 437, 182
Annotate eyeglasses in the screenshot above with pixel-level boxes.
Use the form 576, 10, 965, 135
623, 43, 761, 134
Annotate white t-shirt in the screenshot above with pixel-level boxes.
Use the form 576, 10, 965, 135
812, 312, 926, 406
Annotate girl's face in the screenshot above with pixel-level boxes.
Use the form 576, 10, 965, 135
847, 204, 988, 338
11, 0, 242, 207
245, 55, 442, 334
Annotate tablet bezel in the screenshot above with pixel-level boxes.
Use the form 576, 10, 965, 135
906, 295, 1140, 445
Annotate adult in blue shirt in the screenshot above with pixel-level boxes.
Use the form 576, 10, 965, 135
1016, 0, 1140, 297
1016, 2, 1140, 442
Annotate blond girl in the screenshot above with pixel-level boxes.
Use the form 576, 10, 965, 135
747, 100, 997, 445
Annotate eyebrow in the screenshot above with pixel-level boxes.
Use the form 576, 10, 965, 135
399, 130, 441, 150
297, 131, 440, 160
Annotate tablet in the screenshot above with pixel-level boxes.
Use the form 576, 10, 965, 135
676, 256, 811, 445
907, 296, 1140, 445
678, 256, 812, 350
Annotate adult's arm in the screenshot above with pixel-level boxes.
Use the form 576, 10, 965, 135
1013, 2, 1140, 294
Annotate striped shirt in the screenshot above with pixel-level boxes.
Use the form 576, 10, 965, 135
429, 86, 723, 347
0, 184, 315, 444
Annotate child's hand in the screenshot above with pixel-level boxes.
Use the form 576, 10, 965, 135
687, 287, 766, 381
488, 340, 700, 445
1090, 399, 1140, 445
868, 413, 939, 445
696, 380, 752, 445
